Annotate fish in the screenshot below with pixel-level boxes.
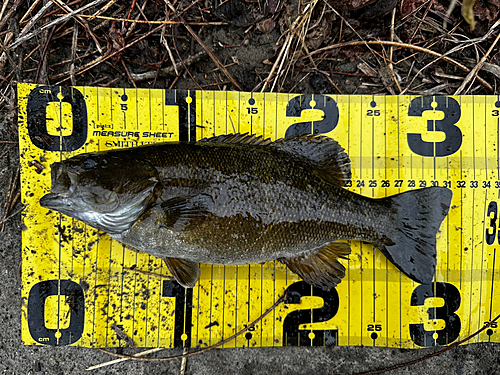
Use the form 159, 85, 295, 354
39, 134, 453, 290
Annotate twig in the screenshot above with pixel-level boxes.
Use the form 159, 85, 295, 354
10, 0, 108, 48
124, 0, 148, 39
86, 348, 164, 370
70, 21, 78, 85
50, 0, 103, 54
180, 347, 188, 375
308, 40, 493, 92
164, 1, 242, 90
8, 190, 21, 214
0, 0, 22, 34
172, 26, 203, 90
110, 324, 136, 348
92, 292, 287, 365
88, 0, 119, 20
19, 0, 44, 23
18, 1, 53, 38
0, 206, 25, 227
160, 26, 178, 75
124, 0, 137, 28
78, 14, 227, 25
356, 312, 500, 375
54, 24, 165, 84
322, 71, 342, 94
34, 25, 55, 84
0, 0, 10, 21
1, 167, 18, 231
121, 60, 137, 88
130, 50, 206, 81
388, 8, 401, 93
409, 0, 434, 44
454, 31, 500, 94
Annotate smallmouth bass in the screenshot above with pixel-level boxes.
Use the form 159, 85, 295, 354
40, 134, 452, 290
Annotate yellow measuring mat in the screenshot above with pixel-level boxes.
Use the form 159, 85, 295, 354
17, 83, 500, 349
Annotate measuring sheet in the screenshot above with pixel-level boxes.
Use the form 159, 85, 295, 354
18, 83, 500, 349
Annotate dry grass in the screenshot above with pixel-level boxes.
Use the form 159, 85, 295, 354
0, 0, 496, 101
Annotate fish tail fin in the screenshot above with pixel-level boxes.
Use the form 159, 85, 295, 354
377, 187, 452, 284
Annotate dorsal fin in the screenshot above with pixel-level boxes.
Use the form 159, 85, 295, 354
199, 133, 273, 146
199, 133, 351, 186
270, 135, 352, 186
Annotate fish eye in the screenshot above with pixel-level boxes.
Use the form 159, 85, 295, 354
83, 157, 98, 169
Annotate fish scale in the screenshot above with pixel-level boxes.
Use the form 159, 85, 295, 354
40, 134, 451, 290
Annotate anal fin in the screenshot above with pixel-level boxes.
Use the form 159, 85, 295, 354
279, 241, 350, 291
165, 257, 200, 288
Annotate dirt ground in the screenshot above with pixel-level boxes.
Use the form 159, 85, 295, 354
2, 0, 500, 373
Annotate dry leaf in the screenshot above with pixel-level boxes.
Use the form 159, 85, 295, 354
256, 18, 276, 33
463, 0, 478, 30
357, 62, 377, 77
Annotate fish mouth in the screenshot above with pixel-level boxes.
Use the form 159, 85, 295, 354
39, 192, 72, 211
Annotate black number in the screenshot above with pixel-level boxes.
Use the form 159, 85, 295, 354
381, 180, 390, 187
470, 181, 478, 188
367, 110, 380, 116
162, 280, 193, 348
457, 181, 466, 188
357, 180, 365, 188
407, 96, 462, 157
367, 324, 382, 331
484, 321, 498, 328
409, 282, 461, 346
395, 180, 403, 187
166, 90, 197, 143
285, 94, 339, 137
483, 181, 491, 188
419, 180, 427, 188
120, 104, 128, 111
247, 108, 258, 114
27, 280, 85, 345
486, 201, 497, 246
369, 180, 377, 187
493, 110, 500, 117
408, 180, 415, 187
443, 181, 451, 188
27, 86, 88, 152
431, 181, 438, 187
496, 181, 500, 188
283, 281, 339, 347
345, 180, 353, 187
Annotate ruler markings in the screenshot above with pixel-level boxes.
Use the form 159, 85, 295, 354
489, 248, 496, 343
469, 189, 476, 338
479, 190, 488, 342
473, 96, 476, 180
19, 84, 500, 349
460, 150, 463, 290
484, 95, 487, 180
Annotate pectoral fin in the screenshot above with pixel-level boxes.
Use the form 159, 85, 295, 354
279, 241, 350, 291
160, 194, 213, 231
165, 257, 200, 288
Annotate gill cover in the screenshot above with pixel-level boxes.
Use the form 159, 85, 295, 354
40, 152, 161, 234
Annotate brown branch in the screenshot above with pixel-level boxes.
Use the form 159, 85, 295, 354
164, 1, 242, 91
54, 24, 165, 84
454, 30, 500, 94
308, 40, 494, 92
0, 0, 23, 34
94, 292, 287, 363
78, 14, 227, 25
356, 312, 500, 375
